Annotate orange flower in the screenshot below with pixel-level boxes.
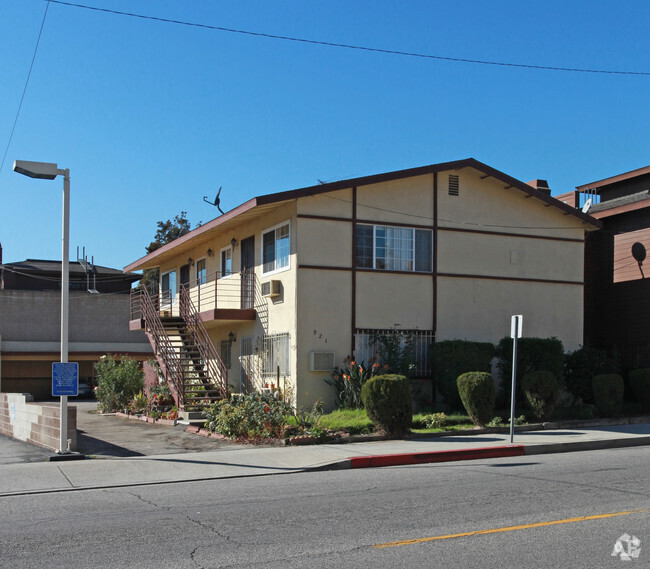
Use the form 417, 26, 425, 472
383, 364, 389, 369
372, 363, 379, 369
359, 367, 363, 373
350, 360, 355, 366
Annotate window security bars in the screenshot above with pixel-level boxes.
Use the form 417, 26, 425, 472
260, 332, 291, 379
354, 329, 434, 377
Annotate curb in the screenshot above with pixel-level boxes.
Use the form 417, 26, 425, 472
524, 436, 650, 456
349, 445, 525, 469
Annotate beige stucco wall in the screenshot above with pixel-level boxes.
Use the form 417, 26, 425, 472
357, 175, 435, 224
436, 277, 584, 351
435, 166, 587, 351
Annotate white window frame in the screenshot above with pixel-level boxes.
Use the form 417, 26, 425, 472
261, 220, 291, 276
220, 246, 233, 279
195, 257, 207, 285
356, 224, 433, 273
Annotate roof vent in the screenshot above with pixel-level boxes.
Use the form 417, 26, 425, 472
448, 174, 459, 196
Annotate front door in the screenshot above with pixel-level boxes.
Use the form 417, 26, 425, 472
240, 236, 254, 309
180, 264, 190, 288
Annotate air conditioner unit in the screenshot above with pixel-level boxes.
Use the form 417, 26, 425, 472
309, 351, 335, 372
261, 280, 281, 298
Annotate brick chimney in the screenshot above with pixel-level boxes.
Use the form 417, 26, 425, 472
526, 179, 551, 195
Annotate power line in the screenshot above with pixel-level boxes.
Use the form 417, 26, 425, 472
45, 0, 650, 77
0, 1, 50, 174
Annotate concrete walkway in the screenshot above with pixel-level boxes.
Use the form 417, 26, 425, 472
1, 420, 649, 497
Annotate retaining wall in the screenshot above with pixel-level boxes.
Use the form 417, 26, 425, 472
0, 393, 77, 452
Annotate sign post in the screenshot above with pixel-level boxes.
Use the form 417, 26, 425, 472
510, 315, 522, 444
53, 362, 78, 452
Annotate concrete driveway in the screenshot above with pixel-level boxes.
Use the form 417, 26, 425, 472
73, 400, 247, 457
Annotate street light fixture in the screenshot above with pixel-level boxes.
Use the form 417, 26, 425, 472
13, 159, 71, 454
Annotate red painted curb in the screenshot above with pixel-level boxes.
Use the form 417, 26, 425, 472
349, 445, 525, 468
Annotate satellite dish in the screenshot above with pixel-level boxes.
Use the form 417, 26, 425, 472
581, 198, 592, 213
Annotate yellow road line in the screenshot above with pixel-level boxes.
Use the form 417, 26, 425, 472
374, 508, 650, 549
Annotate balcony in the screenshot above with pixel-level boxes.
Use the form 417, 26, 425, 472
130, 269, 256, 329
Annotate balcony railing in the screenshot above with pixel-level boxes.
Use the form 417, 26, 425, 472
131, 269, 255, 320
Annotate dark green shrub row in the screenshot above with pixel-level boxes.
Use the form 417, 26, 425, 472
457, 372, 495, 427
361, 374, 412, 437
496, 337, 564, 408
431, 340, 494, 411
521, 370, 559, 421
564, 346, 619, 404
592, 374, 624, 417
628, 368, 650, 412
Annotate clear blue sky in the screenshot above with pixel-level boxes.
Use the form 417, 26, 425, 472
1, 0, 648, 271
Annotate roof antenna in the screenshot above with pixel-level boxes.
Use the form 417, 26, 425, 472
76, 246, 99, 294
203, 187, 225, 215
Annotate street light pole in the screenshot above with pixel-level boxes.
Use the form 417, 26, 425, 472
13, 160, 71, 454
60, 168, 70, 452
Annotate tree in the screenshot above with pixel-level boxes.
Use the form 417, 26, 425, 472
140, 212, 192, 292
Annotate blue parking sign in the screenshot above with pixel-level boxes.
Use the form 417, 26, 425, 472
52, 362, 78, 396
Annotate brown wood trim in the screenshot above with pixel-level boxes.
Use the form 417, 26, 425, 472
433, 172, 438, 336
357, 268, 434, 276
438, 225, 584, 243
300, 212, 585, 244
437, 272, 584, 286
199, 308, 257, 322
351, 186, 357, 357
297, 213, 351, 222
357, 218, 434, 230
1, 352, 152, 359
298, 264, 352, 271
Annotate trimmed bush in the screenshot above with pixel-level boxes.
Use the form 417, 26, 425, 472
431, 340, 495, 411
361, 374, 412, 437
457, 372, 495, 427
564, 346, 618, 404
592, 374, 624, 417
628, 368, 650, 412
495, 337, 564, 408
521, 370, 559, 421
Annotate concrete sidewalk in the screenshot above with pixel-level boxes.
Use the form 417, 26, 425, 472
1, 422, 648, 497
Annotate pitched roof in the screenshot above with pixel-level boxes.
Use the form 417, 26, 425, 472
1, 259, 140, 282
125, 157, 602, 272
576, 165, 650, 192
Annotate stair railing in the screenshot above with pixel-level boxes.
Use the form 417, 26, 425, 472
179, 282, 229, 400
134, 287, 186, 409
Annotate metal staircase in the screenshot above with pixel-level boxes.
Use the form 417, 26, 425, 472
133, 287, 228, 413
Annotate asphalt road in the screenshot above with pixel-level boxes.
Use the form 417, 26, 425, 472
1, 446, 647, 568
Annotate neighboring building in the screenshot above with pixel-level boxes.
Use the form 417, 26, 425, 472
125, 158, 601, 412
0, 252, 152, 399
558, 166, 650, 365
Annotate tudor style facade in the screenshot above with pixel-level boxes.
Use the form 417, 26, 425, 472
125, 158, 601, 412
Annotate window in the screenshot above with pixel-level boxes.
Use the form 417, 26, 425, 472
260, 332, 290, 378
262, 222, 290, 275
161, 270, 176, 297
355, 329, 434, 377
220, 247, 232, 278
220, 340, 232, 369
355, 224, 432, 272
196, 258, 206, 284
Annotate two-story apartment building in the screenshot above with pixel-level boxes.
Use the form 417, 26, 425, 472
125, 158, 600, 412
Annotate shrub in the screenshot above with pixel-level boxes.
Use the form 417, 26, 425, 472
628, 368, 650, 412
203, 392, 291, 439
422, 412, 447, 429
592, 374, 624, 417
361, 374, 412, 437
564, 346, 618, 404
521, 370, 559, 421
430, 340, 494, 411
94, 355, 144, 412
457, 372, 495, 427
325, 357, 378, 409
495, 337, 564, 408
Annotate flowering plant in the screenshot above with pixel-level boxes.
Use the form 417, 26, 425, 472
325, 356, 379, 409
